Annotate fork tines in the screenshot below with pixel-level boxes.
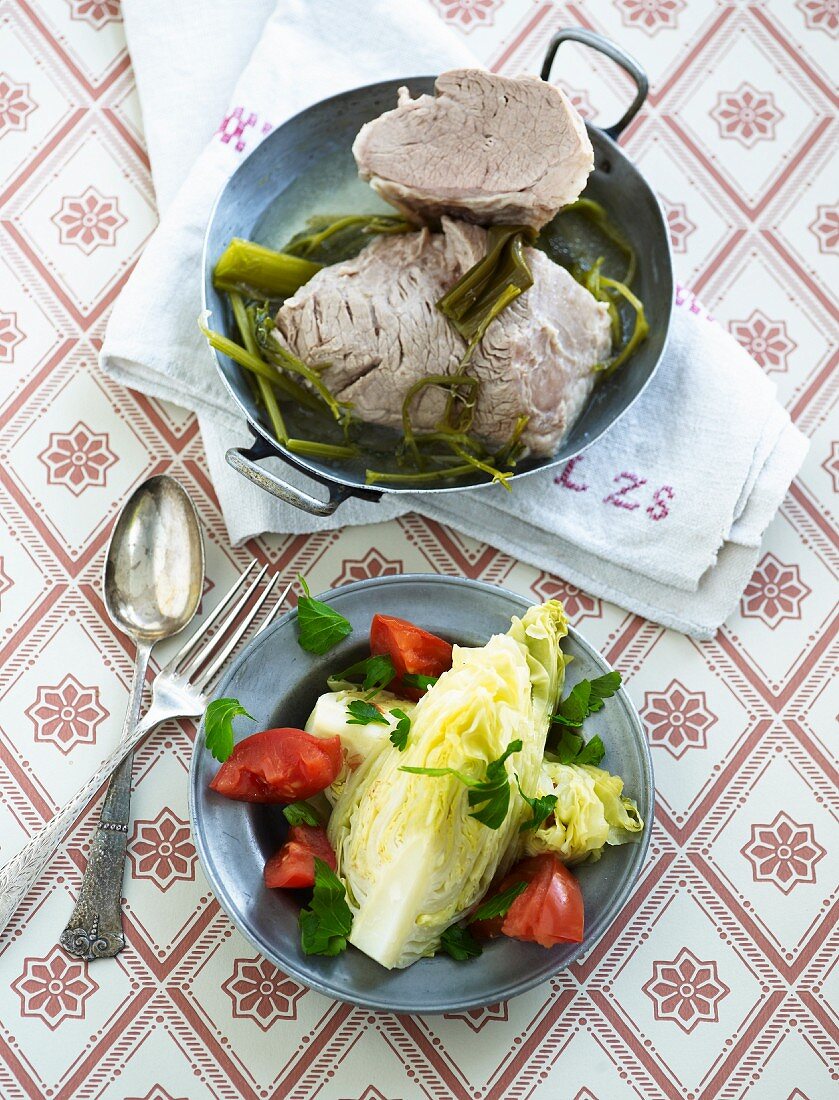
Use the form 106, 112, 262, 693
169, 562, 291, 695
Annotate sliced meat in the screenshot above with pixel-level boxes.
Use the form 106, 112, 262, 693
274, 218, 611, 458
352, 69, 594, 230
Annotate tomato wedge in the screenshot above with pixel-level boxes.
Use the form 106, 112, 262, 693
209, 728, 342, 803
472, 854, 584, 947
264, 824, 336, 889
370, 614, 453, 700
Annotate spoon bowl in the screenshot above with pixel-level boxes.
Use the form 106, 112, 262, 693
104, 475, 205, 642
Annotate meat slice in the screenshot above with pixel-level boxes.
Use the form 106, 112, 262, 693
352, 69, 594, 231
273, 218, 611, 458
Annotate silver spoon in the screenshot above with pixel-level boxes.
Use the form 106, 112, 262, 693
59, 475, 204, 960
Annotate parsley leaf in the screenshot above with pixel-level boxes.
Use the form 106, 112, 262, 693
470, 881, 528, 922
440, 924, 482, 961
283, 801, 321, 827
400, 739, 522, 830
346, 699, 389, 726
552, 671, 621, 728
553, 730, 606, 767
389, 708, 411, 751
296, 577, 353, 655
204, 697, 254, 762
516, 778, 558, 832
298, 858, 353, 956
402, 673, 438, 693
333, 653, 396, 694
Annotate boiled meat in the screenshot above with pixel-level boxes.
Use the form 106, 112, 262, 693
273, 218, 611, 457
352, 69, 594, 231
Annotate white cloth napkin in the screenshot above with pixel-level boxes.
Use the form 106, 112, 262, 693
102, 0, 807, 639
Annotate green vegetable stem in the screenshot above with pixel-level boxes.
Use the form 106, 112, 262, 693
213, 237, 322, 298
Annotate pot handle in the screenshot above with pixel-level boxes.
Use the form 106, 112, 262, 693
541, 28, 648, 141
226, 438, 381, 517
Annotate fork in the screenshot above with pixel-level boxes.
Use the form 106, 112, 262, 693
0, 563, 291, 944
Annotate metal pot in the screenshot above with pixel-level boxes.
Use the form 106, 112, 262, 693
203, 28, 673, 516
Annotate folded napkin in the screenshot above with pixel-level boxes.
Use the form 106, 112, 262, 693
102, 0, 807, 639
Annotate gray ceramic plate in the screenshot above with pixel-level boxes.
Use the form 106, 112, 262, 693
189, 574, 653, 1013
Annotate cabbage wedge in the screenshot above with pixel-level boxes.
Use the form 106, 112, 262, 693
522, 761, 643, 864
305, 689, 416, 803
327, 601, 569, 969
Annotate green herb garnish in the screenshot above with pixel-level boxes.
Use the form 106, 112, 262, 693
439, 879, 528, 961
400, 739, 522, 830
402, 673, 438, 693
516, 779, 558, 833
332, 653, 396, 694
296, 577, 353, 655
552, 731, 606, 767
389, 709, 411, 751
346, 700, 389, 726
439, 924, 482, 961
299, 858, 353, 957
283, 802, 321, 827
204, 697, 254, 763
552, 672, 622, 728
470, 881, 528, 922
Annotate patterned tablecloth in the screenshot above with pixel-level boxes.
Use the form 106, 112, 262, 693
0, 1, 836, 1096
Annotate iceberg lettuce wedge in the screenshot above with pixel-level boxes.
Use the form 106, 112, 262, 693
327, 601, 569, 969
522, 761, 643, 864
305, 688, 415, 803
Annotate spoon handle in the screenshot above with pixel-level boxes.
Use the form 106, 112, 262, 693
58, 643, 152, 960
0, 653, 166, 941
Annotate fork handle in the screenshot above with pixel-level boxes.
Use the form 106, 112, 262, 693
59, 643, 151, 960
0, 699, 167, 939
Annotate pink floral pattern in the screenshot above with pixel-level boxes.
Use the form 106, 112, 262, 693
809, 204, 838, 253
0, 311, 25, 363
331, 548, 404, 588
643, 948, 729, 1033
532, 571, 603, 623
12, 948, 98, 1028
431, 0, 501, 32
661, 197, 696, 254
222, 957, 306, 1030
797, 0, 839, 36
66, 0, 122, 29
642, 681, 717, 759
0, 74, 36, 137
822, 441, 839, 493
741, 553, 811, 627
729, 310, 795, 372
38, 422, 118, 495
742, 812, 825, 893
710, 83, 783, 147
129, 809, 196, 891
52, 186, 126, 255
614, 0, 685, 34
25, 674, 107, 753
444, 1002, 509, 1032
